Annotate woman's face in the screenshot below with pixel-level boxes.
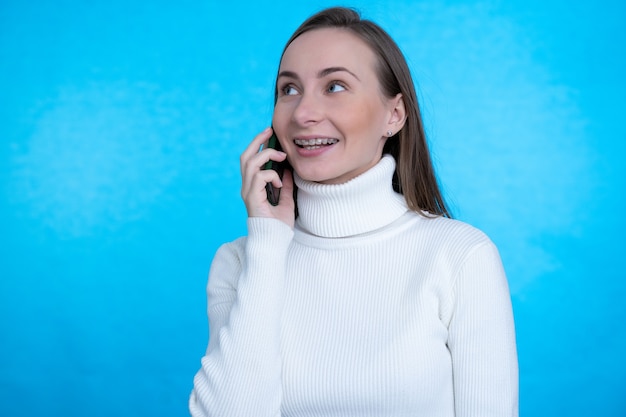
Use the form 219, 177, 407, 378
272, 28, 403, 184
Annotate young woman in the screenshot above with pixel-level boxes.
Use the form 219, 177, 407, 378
190, 7, 518, 417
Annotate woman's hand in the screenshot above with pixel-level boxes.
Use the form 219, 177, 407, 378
240, 127, 295, 228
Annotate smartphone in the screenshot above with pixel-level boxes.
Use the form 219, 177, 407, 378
263, 133, 285, 206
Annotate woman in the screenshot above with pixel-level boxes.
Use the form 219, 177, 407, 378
190, 7, 518, 417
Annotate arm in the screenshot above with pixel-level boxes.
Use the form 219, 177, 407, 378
190, 128, 295, 416
189, 217, 293, 417
448, 241, 519, 417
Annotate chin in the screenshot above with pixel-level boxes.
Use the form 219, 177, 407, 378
293, 166, 335, 183
296, 172, 330, 183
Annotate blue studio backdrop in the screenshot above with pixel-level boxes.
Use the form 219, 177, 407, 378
1, 1, 624, 416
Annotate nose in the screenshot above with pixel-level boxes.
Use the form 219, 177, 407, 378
291, 91, 323, 126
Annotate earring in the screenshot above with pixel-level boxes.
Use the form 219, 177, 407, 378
387, 130, 393, 137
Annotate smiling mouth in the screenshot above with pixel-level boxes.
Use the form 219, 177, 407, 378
294, 138, 339, 150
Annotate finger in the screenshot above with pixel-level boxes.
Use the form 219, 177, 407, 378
240, 127, 273, 172
240, 127, 273, 192
242, 169, 281, 216
241, 166, 280, 201
241, 149, 287, 196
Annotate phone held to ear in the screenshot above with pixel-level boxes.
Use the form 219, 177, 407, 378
263, 133, 286, 206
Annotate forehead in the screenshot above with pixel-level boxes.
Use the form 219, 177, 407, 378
280, 28, 377, 72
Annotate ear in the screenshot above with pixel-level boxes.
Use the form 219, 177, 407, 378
385, 93, 407, 136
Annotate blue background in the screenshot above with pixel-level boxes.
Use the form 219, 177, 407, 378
1, 0, 624, 416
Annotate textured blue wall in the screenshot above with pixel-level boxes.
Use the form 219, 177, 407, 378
1, 1, 624, 416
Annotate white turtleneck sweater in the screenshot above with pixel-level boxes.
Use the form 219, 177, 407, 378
189, 155, 518, 417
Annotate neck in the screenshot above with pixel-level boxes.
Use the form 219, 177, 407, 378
294, 155, 409, 238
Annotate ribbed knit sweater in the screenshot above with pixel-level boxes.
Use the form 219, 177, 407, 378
189, 155, 518, 416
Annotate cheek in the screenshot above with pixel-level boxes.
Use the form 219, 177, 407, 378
272, 103, 290, 130
337, 100, 385, 135
273, 97, 300, 115
272, 102, 298, 151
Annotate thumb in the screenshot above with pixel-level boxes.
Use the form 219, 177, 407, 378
279, 168, 295, 205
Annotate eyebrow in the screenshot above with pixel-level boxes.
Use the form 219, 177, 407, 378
277, 66, 360, 81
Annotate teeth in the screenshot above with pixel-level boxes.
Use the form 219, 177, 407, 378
294, 138, 339, 147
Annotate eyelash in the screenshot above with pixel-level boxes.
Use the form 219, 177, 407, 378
280, 84, 298, 96
327, 81, 347, 93
278, 81, 348, 96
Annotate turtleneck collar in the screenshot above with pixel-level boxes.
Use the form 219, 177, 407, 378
294, 154, 409, 238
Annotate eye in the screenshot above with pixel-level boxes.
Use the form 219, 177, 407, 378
327, 82, 346, 93
280, 84, 299, 96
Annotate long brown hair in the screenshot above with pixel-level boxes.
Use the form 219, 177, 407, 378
275, 7, 451, 218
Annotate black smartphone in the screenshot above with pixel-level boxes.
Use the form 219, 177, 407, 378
263, 133, 285, 206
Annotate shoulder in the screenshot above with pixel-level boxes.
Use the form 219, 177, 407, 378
420, 216, 507, 286
212, 236, 248, 268
206, 236, 247, 293
207, 218, 294, 293
402, 213, 500, 274
414, 213, 492, 249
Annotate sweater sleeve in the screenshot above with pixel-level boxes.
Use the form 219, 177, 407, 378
447, 240, 519, 417
189, 218, 293, 417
